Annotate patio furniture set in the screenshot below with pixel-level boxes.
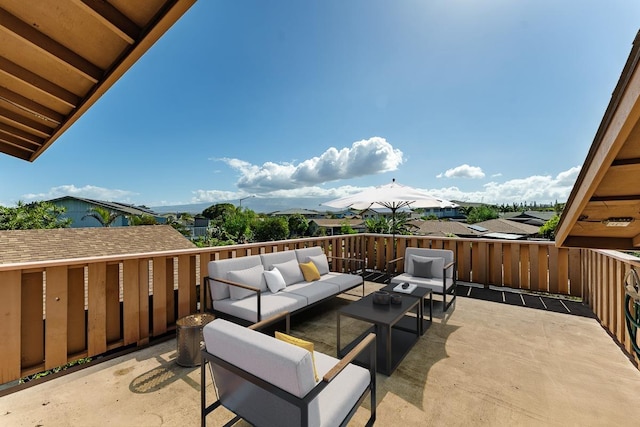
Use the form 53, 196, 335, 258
199, 246, 457, 426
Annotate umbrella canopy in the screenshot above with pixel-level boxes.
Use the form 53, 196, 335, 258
322, 179, 458, 211
322, 179, 458, 259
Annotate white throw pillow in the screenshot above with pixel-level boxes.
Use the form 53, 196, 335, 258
264, 268, 286, 293
272, 259, 304, 286
307, 253, 330, 275
227, 264, 266, 300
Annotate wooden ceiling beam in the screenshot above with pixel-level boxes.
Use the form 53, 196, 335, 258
0, 131, 41, 151
0, 86, 64, 124
0, 122, 44, 146
0, 140, 31, 160
74, 0, 140, 45
590, 195, 640, 202
0, 57, 79, 108
0, 106, 54, 137
633, 234, 640, 247
0, 7, 103, 83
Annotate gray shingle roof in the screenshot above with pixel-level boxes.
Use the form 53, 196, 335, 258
0, 225, 196, 264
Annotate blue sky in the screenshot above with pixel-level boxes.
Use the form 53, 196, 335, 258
1, 1, 639, 210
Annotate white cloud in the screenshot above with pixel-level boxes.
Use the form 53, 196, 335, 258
438, 164, 485, 179
435, 166, 581, 204
216, 137, 403, 191
21, 185, 137, 203
491, 173, 502, 178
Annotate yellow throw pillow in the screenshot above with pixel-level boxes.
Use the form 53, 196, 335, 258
299, 261, 321, 282
275, 331, 319, 382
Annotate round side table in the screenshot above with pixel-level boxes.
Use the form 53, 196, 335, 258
176, 313, 215, 367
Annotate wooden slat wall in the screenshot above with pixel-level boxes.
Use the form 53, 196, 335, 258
9, 234, 640, 383
0, 270, 21, 383
582, 249, 640, 366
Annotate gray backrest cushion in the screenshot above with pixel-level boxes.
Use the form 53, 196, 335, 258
208, 255, 262, 300
227, 264, 267, 300
260, 251, 298, 271
404, 248, 454, 278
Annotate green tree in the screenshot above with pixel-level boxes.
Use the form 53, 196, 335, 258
288, 214, 309, 237
539, 214, 560, 239
202, 203, 236, 225
82, 206, 122, 227
224, 208, 257, 243
129, 214, 158, 225
364, 217, 390, 234
340, 220, 358, 234
466, 205, 499, 224
0, 201, 71, 229
253, 216, 289, 241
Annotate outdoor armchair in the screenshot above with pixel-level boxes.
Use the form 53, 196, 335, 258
201, 311, 377, 427
388, 247, 457, 310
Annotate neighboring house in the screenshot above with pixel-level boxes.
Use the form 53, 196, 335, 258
408, 220, 485, 238
48, 196, 166, 228
269, 208, 325, 219
503, 211, 556, 227
419, 206, 463, 220
473, 218, 541, 238
0, 225, 195, 264
309, 219, 366, 236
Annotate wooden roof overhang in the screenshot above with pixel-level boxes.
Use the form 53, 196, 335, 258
0, 0, 196, 162
556, 30, 640, 250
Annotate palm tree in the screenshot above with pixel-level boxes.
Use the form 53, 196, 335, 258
82, 206, 122, 227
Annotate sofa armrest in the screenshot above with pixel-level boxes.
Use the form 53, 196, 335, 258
249, 311, 291, 334
209, 276, 264, 321
323, 333, 376, 383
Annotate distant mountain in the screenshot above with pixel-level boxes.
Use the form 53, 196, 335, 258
151, 197, 340, 215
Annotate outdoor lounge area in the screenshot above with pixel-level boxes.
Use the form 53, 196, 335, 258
2, 279, 640, 426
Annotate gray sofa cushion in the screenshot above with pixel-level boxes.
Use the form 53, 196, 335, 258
283, 282, 340, 305
208, 255, 262, 301
213, 291, 307, 323
272, 258, 305, 286
260, 251, 298, 271
227, 264, 267, 300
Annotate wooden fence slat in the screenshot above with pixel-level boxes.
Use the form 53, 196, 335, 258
88, 263, 107, 357
493, 242, 502, 286
548, 246, 559, 294
152, 257, 167, 336
166, 258, 175, 326
556, 248, 569, 295
511, 243, 521, 288
520, 245, 530, 289
123, 259, 140, 346
0, 271, 21, 383
45, 266, 68, 370
138, 259, 150, 345
529, 245, 540, 291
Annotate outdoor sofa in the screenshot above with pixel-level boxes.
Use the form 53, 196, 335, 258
204, 247, 364, 324
201, 312, 376, 426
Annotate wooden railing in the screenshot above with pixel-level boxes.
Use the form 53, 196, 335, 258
1, 233, 637, 384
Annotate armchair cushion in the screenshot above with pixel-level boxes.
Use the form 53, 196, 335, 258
264, 267, 287, 293
299, 261, 321, 281
272, 259, 305, 286
412, 258, 433, 278
409, 254, 445, 279
227, 264, 267, 300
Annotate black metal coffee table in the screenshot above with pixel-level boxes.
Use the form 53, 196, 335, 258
337, 292, 420, 375
380, 284, 433, 335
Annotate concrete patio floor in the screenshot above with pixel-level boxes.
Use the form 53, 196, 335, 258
2, 282, 640, 426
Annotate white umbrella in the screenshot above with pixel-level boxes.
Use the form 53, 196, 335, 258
322, 179, 458, 257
